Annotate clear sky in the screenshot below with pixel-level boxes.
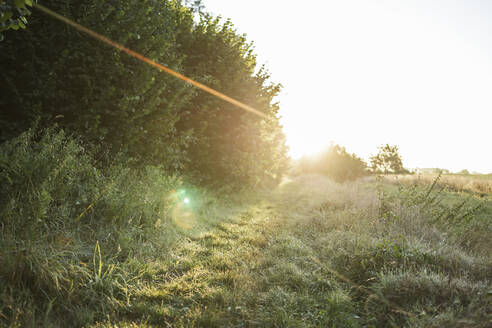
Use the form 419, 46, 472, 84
203, 0, 492, 173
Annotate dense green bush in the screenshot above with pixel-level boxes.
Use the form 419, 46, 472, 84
0, 0, 288, 187
176, 14, 288, 186
296, 144, 368, 182
1, 0, 195, 172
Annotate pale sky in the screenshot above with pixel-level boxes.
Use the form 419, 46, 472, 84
203, 0, 492, 173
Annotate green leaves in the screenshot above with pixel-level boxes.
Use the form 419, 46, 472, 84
371, 144, 406, 174
177, 13, 288, 187
14, 0, 26, 7
0, 0, 288, 188
0, 11, 13, 22
0, 0, 33, 33
1, 0, 194, 171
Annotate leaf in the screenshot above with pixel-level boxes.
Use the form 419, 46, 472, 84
14, 0, 26, 8
0, 12, 13, 23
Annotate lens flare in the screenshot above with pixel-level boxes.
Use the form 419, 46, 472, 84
33, 3, 267, 119
171, 204, 195, 230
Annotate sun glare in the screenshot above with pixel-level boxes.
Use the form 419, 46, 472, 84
286, 133, 330, 159
204, 0, 492, 173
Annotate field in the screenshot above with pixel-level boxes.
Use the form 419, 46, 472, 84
387, 173, 492, 195
2, 1, 491, 327
2, 169, 491, 327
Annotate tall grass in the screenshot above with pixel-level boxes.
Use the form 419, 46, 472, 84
0, 128, 185, 326
272, 174, 491, 327
387, 173, 492, 196
1, 130, 491, 327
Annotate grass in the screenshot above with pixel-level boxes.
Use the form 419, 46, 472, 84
1, 131, 491, 327
106, 174, 490, 327
386, 173, 492, 196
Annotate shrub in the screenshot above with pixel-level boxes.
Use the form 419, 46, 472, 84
0, 0, 289, 188
0, 0, 195, 171
177, 14, 289, 187
296, 144, 367, 182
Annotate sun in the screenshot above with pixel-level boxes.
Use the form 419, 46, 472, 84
281, 113, 333, 159
285, 135, 333, 160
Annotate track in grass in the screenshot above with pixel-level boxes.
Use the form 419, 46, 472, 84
95, 175, 491, 327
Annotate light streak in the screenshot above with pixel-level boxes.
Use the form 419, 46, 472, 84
33, 3, 267, 119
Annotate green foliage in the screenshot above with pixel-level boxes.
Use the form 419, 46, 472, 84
1, 135, 490, 326
176, 14, 289, 187
0, 0, 288, 188
0, 0, 196, 172
0, 0, 33, 37
379, 173, 492, 254
370, 144, 406, 174
276, 175, 492, 328
0, 127, 102, 234
297, 144, 367, 182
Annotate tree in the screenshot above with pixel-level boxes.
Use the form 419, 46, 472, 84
0, 0, 289, 187
298, 144, 367, 182
370, 144, 405, 174
0, 0, 197, 171
175, 13, 289, 187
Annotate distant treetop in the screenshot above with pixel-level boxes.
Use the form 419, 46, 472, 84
370, 144, 407, 174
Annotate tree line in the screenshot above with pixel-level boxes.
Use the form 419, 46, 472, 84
0, 0, 288, 188
295, 143, 408, 182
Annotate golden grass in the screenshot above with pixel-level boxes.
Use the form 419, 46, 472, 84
384, 173, 492, 195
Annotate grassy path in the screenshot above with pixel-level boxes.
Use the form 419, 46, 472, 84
125, 202, 280, 327
95, 180, 362, 327
94, 175, 491, 327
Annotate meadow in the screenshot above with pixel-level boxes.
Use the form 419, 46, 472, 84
1, 131, 490, 327
387, 174, 492, 196
2, 1, 491, 327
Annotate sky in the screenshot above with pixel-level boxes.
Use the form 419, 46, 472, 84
203, 0, 492, 173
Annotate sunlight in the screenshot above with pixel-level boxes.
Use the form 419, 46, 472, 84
171, 203, 196, 230
287, 136, 330, 159
204, 0, 492, 173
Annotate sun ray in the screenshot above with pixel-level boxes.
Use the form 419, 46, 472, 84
33, 3, 267, 119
